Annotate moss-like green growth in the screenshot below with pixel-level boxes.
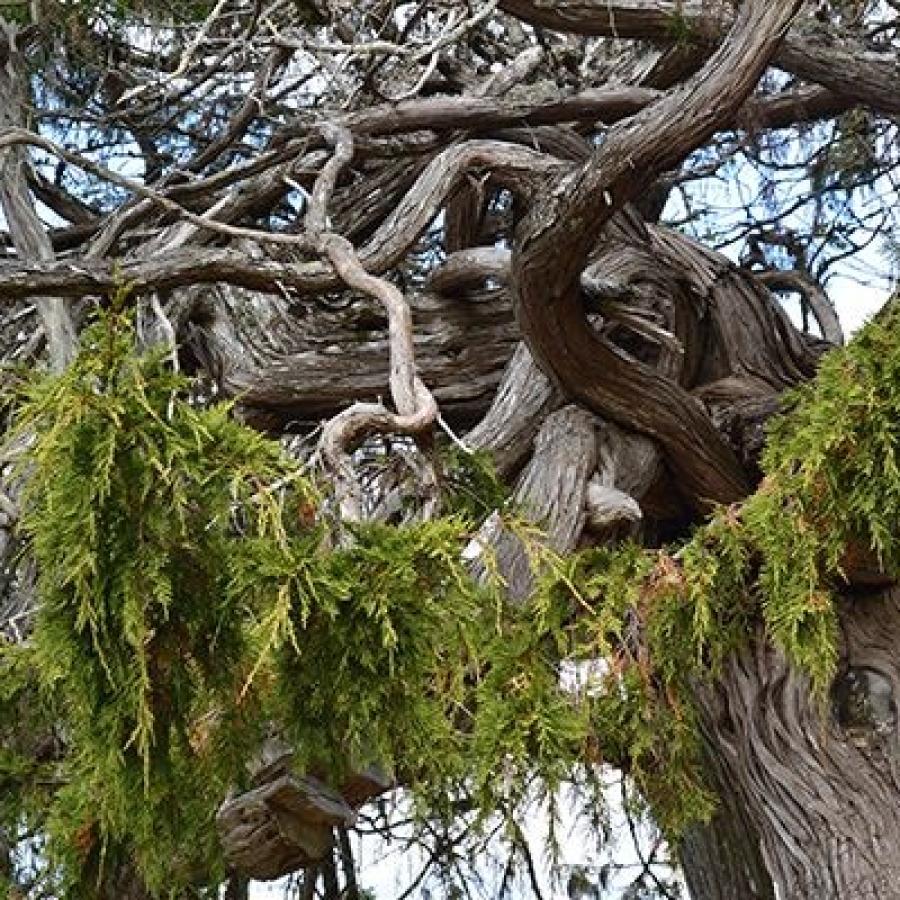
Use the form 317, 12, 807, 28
4, 294, 900, 893
8, 302, 316, 893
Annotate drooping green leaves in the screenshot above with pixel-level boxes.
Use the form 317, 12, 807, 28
6, 294, 900, 894
9, 304, 312, 893
2, 305, 597, 895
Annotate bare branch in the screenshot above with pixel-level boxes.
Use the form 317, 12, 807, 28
497, 0, 900, 115
511, 0, 806, 508
305, 128, 439, 521
757, 268, 844, 346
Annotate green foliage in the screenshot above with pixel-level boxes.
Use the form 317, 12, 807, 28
439, 445, 510, 521
0, 643, 62, 892
540, 546, 719, 837
665, 301, 900, 694
9, 301, 312, 894
632, 297, 900, 704
743, 300, 900, 687
472, 575, 590, 808
0, 304, 595, 895
272, 517, 487, 789
6, 294, 900, 892
533, 296, 900, 835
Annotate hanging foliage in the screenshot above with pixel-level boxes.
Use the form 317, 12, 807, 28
3, 296, 900, 895
6, 300, 315, 891
0, 303, 595, 895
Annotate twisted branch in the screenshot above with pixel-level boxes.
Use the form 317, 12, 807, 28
309, 127, 439, 522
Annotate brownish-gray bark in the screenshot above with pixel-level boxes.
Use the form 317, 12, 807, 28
0, 26, 76, 370
693, 588, 900, 899
511, 0, 804, 509
1, 0, 898, 897
496, 0, 900, 116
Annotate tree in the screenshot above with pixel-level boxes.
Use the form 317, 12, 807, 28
0, 0, 898, 897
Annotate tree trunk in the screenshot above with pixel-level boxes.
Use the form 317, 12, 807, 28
688, 587, 900, 899
681, 803, 775, 900
0, 23, 76, 371
679, 743, 776, 900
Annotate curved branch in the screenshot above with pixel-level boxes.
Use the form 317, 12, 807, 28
465, 341, 559, 477
0, 140, 562, 301
511, 0, 804, 508
307, 128, 439, 521
317, 236, 439, 521
497, 0, 900, 116
756, 269, 844, 346
278, 81, 854, 145
187, 274, 518, 431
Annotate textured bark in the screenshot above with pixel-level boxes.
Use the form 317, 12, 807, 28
585, 421, 661, 538
217, 774, 354, 881
464, 341, 559, 477
471, 404, 599, 601
216, 736, 391, 884
335, 86, 660, 135
647, 225, 819, 390
690, 588, 900, 899
470, 406, 663, 599
680, 761, 775, 900
496, 0, 900, 116
0, 25, 76, 371
0, 0, 894, 894
186, 276, 519, 430
511, 0, 803, 510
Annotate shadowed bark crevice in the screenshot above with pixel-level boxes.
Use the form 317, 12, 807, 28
692, 589, 900, 898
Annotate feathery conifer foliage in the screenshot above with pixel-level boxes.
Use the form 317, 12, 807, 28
0, 304, 593, 894
5, 297, 310, 891
2, 296, 900, 894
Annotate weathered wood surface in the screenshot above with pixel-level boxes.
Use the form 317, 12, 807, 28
217, 741, 392, 881
217, 773, 353, 880
692, 587, 900, 899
